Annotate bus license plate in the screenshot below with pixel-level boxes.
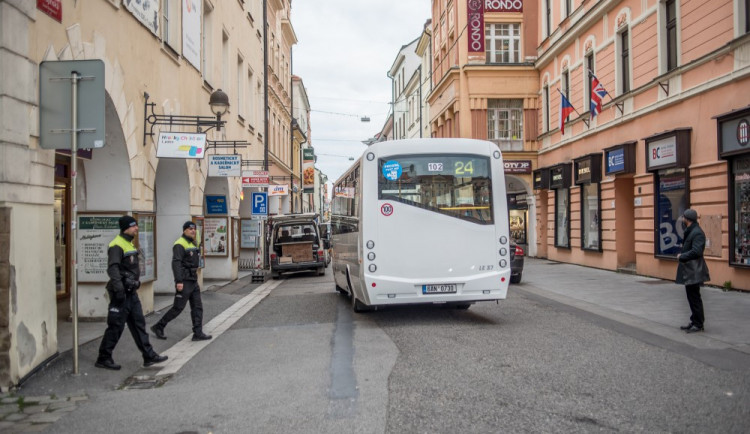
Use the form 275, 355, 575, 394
422, 284, 457, 294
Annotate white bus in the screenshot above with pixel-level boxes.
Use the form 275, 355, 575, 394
331, 138, 512, 312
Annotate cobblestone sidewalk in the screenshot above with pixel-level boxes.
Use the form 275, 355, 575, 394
0, 392, 88, 433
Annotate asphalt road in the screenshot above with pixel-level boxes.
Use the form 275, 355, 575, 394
21, 269, 750, 433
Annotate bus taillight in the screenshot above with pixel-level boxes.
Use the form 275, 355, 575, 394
270, 252, 277, 262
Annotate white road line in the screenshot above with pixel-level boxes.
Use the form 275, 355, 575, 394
155, 278, 284, 377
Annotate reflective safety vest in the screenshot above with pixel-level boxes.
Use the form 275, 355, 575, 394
174, 236, 201, 279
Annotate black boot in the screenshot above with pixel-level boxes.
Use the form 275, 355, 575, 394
192, 331, 212, 341
150, 324, 167, 340
95, 359, 121, 370
143, 354, 168, 367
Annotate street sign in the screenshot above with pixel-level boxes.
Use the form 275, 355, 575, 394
242, 170, 269, 188
208, 155, 242, 177
251, 192, 268, 217
39, 60, 105, 149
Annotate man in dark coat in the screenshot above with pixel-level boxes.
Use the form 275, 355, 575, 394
96, 215, 168, 370
151, 221, 212, 341
676, 209, 711, 333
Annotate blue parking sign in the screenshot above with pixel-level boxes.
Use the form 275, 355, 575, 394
251, 192, 267, 216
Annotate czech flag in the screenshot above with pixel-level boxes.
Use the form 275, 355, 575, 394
590, 74, 608, 118
559, 93, 575, 134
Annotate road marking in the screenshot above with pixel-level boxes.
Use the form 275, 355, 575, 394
155, 278, 283, 377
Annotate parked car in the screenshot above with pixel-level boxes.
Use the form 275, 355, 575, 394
510, 243, 524, 283
268, 213, 328, 279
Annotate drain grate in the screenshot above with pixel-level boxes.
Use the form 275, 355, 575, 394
121, 375, 171, 390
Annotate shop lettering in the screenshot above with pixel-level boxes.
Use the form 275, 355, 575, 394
467, 0, 484, 53
485, 0, 523, 12
552, 174, 562, 181
578, 167, 590, 175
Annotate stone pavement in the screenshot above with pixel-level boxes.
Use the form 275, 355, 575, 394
2, 262, 749, 432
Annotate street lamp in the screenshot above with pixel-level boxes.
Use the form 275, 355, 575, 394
208, 88, 230, 131
143, 89, 230, 144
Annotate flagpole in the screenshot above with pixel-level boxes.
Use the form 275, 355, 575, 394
556, 88, 586, 119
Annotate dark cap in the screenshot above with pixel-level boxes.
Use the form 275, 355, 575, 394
683, 209, 698, 222
183, 221, 196, 231
119, 215, 137, 232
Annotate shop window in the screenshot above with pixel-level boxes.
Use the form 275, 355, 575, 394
581, 183, 601, 250
655, 168, 688, 257
555, 188, 570, 248
732, 156, 750, 266
485, 23, 521, 63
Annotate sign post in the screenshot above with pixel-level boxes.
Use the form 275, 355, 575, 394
40, 60, 105, 375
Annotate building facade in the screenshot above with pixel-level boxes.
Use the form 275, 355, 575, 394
0, 0, 305, 387
428, 0, 541, 254
534, 0, 750, 290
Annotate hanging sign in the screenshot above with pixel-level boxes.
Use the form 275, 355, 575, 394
467, 0, 485, 53
205, 195, 228, 215
242, 170, 270, 188
208, 155, 242, 177
268, 184, 289, 196
182, 0, 202, 70
124, 0, 159, 36
303, 148, 315, 193
156, 132, 206, 159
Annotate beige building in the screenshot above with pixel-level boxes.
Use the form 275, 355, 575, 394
428, 0, 540, 254
0, 0, 297, 387
534, 0, 750, 291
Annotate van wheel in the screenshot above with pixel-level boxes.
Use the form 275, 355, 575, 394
317, 267, 325, 276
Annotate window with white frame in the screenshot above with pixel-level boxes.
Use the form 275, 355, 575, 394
543, 85, 550, 132
660, 0, 679, 72
563, 0, 572, 19
202, 2, 213, 84
485, 23, 521, 63
237, 55, 244, 120
488, 99, 523, 151
162, 0, 180, 52
617, 28, 631, 94
584, 53, 594, 114
544, 0, 551, 38
562, 69, 570, 99
247, 69, 254, 127
222, 32, 229, 91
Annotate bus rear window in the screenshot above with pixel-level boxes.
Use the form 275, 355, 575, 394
378, 154, 493, 224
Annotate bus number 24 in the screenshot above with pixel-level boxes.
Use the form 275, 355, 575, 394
455, 161, 474, 175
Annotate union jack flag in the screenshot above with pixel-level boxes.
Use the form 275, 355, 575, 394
590, 74, 608, 118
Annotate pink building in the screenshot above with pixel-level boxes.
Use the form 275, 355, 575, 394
534, 0, 750, 290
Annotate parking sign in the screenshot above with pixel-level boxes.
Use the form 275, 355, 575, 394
251, 192, 267, 217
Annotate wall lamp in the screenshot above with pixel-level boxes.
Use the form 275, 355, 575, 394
143, 89, 230, 145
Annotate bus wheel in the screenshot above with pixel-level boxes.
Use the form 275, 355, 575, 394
454, 303, 471, 310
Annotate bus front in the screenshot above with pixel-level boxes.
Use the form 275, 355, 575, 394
358, 139, 511, 308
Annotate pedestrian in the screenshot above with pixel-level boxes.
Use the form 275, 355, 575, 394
96, 215, 168, 370
151, 221, 213, 341
676, 209, 711, 333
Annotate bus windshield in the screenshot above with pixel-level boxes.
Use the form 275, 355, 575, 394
378, 154, 493, 224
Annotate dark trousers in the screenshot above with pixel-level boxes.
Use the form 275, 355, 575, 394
98, 291, 157, 362
156, 281, 204, 334
685, 283, 704, 328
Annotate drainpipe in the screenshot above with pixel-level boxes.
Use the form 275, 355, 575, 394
263, 0, 269, 171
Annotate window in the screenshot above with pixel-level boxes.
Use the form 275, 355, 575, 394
378, 155, 494, 224
247, 69, 254, 126
555, 188, 570, 248
237, 55, 244, 120
665, 0, 678, 71
488, 99, 523, 151
162, 0, 180, 51
202, 2, 213, 84
543, 85, 550, 132
485, 23, 521, 63
731, 156, 750, 266
222, 32, 229, 90
563, 0, 572, 19
545, 0, 551, 37
562, 70, 570, 99
618, 29, 631, 94
585, 54, 594, 114
655, 168, 688, 257
581, 183, 601, 250
746, 0, 750, 34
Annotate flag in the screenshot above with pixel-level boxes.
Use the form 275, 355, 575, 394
590, 74, 608, 118
559, 92, 574, 134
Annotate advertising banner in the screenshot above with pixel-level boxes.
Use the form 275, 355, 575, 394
183, 0, 201, 69
77, 215, 121, 282
208, 155, 242, 177
135, 213, 156, 282
241, 219, 260, 248
467, 0, 485, 53
303, 148, 315, 193
241, 170, 270, 188
205, 195, 228, 215
268, 184, 289, 196
124, 0, 159, 36
203, 217, 228, 256
156, 132, 207, 159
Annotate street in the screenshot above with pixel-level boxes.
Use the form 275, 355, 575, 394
10, 264, 750, 433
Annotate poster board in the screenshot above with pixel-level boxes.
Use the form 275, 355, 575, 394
241, 219, 260, 248
192, 216, 205, 268
703, 214, 722, 258
232, 217, 240, 258
203, 217, 228, 256
77, 214, 122, 282
134, 212, 157, 282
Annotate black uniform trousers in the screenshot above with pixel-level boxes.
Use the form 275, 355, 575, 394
685, 283, 704, 328
156, 281, 204, 334
98, 291, 158, 362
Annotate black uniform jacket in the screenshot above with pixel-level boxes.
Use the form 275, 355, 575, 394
675, 223, 711, 285
172, 235, 200, 283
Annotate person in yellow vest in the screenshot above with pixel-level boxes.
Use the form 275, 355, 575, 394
151, 221, 212, 341
96, 215, 168, 370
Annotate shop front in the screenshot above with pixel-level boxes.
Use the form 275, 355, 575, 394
549, 163, 572, 257
573, 154, 603, 252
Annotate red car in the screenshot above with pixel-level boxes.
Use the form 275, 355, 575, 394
509, 244, 524, 283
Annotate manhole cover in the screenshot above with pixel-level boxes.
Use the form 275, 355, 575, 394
121, 375, 171, 390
